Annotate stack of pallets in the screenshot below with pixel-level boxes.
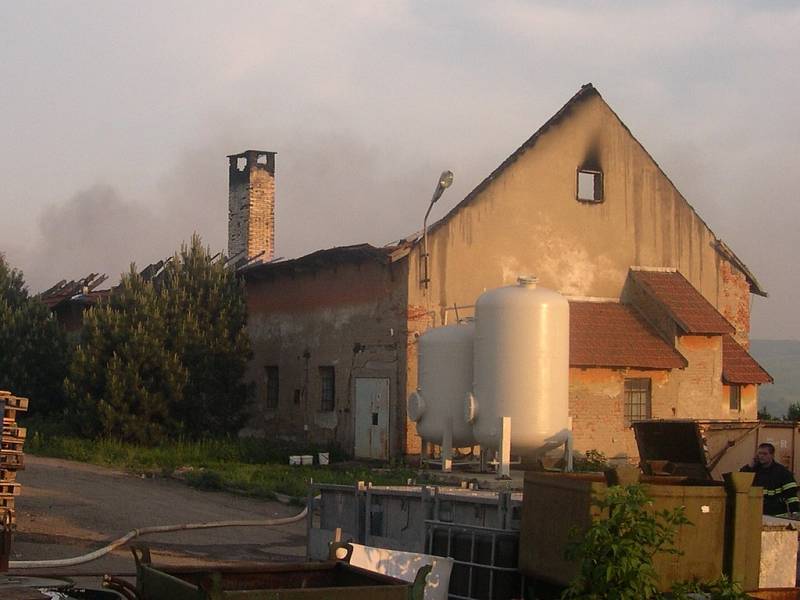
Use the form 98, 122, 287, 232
0, 391, 27, 527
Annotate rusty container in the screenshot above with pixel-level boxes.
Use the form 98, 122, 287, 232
133, 546, 428, 600
518, 470, 763, 592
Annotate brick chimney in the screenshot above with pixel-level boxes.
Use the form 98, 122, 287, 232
227, 150, 276, 262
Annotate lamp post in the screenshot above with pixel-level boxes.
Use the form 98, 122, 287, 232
421, 170, 454, 288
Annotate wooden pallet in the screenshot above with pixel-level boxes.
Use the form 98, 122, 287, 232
0, 452, 24, 469
0, 482, 21, 496
1, 395, 29, 411
3, 426, 26, 440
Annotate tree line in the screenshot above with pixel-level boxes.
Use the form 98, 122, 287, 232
0, 236, 252, 443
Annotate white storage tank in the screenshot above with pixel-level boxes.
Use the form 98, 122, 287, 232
468, 276, 570, 455
407, 320, 476, 448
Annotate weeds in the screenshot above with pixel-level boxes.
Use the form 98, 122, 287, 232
27, 427, 418, 500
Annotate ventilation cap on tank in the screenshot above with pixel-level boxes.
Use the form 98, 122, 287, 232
517, 275, 539, 288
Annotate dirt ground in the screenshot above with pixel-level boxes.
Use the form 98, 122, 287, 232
9, 455, 307, 583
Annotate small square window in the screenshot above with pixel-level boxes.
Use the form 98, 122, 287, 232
320, 366, 335, 412
263, 366, 279, 410
729, 385, 742, 411
577, 169, 603, 202
624, 378, 651, 426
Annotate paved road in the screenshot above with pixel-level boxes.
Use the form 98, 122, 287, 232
11, 455, 307, 579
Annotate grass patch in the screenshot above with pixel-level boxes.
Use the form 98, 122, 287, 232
26, 426, 419, 500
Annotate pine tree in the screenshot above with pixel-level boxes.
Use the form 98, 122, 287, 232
157, 235, 252, 437
0, 254, 68, 414
63, 235, 252, 442
65, 268, 187, 442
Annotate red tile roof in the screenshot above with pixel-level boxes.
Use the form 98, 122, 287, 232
569, 301, 687, 370
630, 269, 735, 335
722, 335, 773, 385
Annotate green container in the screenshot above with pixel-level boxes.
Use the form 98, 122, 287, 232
518, 471, 763, 592
133, 547, 429, 600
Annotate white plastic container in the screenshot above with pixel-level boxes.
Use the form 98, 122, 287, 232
469, 276, 570, 455
408, 320, 475, 448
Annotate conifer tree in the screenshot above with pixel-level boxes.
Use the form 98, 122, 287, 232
157, 235, 252, 436
65, 268, 187, 442
64, 235, 251, 442
0, 254, 68, 414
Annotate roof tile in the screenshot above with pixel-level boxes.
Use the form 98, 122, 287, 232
631, 270, 735, 335
569, 301, 687, 370
722, 335, 773, 385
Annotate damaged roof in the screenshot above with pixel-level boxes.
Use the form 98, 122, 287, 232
722, 335, 773, 385
39, 273, 109, 309
630, 269, 736, 335
239, 244, 397, 279
569, 300, 688, 370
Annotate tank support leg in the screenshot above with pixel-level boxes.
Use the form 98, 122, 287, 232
442, 426, 453, 472
497, 416, 512, 479
562, 433, 574, 472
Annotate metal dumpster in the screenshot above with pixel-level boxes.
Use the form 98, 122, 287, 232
132, 546, 428, 600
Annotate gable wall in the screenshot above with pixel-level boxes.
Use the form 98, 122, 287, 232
403, 92, 753, 455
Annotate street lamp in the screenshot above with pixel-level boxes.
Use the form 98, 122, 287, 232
421, 170, 454, 288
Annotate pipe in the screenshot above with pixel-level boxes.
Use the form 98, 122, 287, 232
9, 506, 308, 569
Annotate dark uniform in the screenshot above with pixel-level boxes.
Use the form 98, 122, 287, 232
741, 461, 800, 517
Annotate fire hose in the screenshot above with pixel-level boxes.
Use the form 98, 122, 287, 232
8, 505, 308, 569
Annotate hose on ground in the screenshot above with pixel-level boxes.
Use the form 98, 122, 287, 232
9, 505, 308, 569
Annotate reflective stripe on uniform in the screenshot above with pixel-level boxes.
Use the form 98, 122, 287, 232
782, 482, 798, 492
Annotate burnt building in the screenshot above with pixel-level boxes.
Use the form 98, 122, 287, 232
236, 83, 771, 461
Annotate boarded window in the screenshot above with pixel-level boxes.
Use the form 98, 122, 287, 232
624, 378, 651, 425
577, 169, 603, 202
320, 366, 335, 412
263, 366, 279, 410
729, 385, 742, 411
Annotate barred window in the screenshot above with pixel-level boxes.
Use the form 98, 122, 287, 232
263, 366, 279, 410
624, 378, 651, 425
729, 385, 742, 411
320, 366, 335, 412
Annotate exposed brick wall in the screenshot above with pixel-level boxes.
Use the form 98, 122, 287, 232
718, 260, 751, 348
673, 336, 723, 418
569, 368, 672, 462
244, 259, 409, 457
228, 152, 275, 261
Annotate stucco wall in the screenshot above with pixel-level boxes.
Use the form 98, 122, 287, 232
406, 92, 750, 333
243, 259, 408, 456
402, 91, 754, 455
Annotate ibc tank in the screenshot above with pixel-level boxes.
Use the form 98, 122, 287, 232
469, 276, 569, 454
407, 321, 476, 448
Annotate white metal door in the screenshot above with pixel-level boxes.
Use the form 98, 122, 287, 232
354, 377, 390, 460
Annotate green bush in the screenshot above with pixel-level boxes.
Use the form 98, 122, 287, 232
562, 484, 689, 600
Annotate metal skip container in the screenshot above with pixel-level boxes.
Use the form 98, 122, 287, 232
467, 276, 570, 457
408, 321, 476, 453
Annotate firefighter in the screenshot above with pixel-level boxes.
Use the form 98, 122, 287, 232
741, 442, 800, 517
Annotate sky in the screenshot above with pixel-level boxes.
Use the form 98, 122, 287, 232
0, 1, 798, 340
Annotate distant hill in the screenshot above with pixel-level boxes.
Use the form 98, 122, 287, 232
749, 339, 800, 419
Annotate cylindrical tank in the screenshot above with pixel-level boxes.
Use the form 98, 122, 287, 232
408, 320, 475, 448
469, 276, 570, 454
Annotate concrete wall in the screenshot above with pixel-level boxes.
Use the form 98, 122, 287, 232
244, 258, 408, 455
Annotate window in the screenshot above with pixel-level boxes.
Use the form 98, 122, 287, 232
577, 169, 603, 202
624, 378, 651, 425
263, 366, 279, 410
320, 366, 335, 412
729, 385, 742, 411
